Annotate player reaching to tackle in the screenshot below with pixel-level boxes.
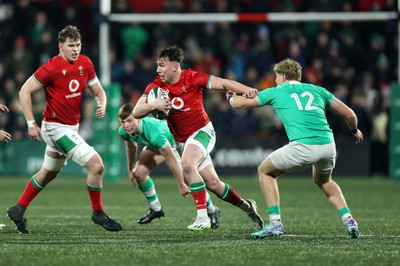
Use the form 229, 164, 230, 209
6, 25, 122, 233
228, 58, 362, 239
133, 45, 264, 231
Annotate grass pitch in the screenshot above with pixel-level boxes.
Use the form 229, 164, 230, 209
0, 175, 399, 266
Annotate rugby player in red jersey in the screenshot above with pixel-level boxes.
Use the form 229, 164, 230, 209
6, 25, 122, 233
133, 45, 263, 231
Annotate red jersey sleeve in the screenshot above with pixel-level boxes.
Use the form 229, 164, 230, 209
33, 61, 53, 86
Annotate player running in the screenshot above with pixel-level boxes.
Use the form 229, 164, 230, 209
133, 45, 263, 231
6, 25, 121, 233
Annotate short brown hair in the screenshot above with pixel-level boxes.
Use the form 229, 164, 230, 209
157, 45, 184, 63
273, 58, 302, 81
118, 103, 135, 120
58, 25, 81, 43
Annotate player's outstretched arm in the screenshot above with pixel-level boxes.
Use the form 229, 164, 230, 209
228, 94, 260, 109
210, 76, 258, 98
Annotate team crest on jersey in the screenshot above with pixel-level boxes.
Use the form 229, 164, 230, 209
62, 70, 66, 75
78, 66, 83, 76
182, 86, 187, 93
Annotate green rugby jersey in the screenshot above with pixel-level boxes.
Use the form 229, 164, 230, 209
118, 116, 175, 151
257, 81, 335, 144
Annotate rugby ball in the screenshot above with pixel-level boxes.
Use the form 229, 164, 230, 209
147, 87, 169, 119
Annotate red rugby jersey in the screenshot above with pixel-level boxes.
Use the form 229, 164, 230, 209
145, 69, 212, 142
33, 55, 97, 125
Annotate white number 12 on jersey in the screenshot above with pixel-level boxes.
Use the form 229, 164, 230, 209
290, 92, 317, 110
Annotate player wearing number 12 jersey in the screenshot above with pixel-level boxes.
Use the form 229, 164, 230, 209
133, 45, 263, 231
7, 25, 121, 233
229, 58, 363, 239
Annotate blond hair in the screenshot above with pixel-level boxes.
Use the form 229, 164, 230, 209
273, 58, 302, 81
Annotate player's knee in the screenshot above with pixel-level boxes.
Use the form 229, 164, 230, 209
204, 178, 221, 191
313, 173, 331, 187
83, 154, 104, 177
93, 161, 104, 176
133, 168, 147, 182
181, 160, 196, 176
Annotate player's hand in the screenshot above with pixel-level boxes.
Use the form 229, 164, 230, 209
28, 124, 41, 142
352, 129, 364, 144
179, 184, 190, 198
0, 104, 9, 113
94, 97, 106, 118
153, 92, 171, 115
244, 88, 258, 99
129, 171, 137, 188
0, 130, 11, 143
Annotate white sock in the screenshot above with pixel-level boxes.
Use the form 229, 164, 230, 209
341, 213, 352, 224
269, 214, 281, 224
206, 191, 216, 213
197, 208, 208, 218
149, 200, 162, 211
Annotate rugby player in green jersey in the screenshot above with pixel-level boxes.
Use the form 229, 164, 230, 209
118, 103, 219, 227
228, 58, 363, 239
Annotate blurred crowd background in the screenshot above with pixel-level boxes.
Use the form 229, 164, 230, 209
0, 0, 396, 176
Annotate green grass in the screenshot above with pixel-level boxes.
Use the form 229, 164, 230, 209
0, 176, 399, 266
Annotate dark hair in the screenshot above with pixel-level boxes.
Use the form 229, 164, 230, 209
118, 103, 135, 120
157, 45, 184, 63
58, 25, 81, 43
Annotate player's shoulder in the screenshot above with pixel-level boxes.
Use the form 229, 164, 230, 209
182, 68, 210, 85
299, 82, 324, 90
184, 68, 208, 78
77, 54, 93, 65
35, 55, 61, 75
78, 54, 91, 61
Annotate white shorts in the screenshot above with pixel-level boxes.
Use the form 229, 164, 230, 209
41, 121, 97, 166
175, 122, 216, 171
269, 141, 336, 174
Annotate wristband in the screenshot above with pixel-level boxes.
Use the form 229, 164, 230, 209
351, 128, 358, 134
27, 120, 38, 128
